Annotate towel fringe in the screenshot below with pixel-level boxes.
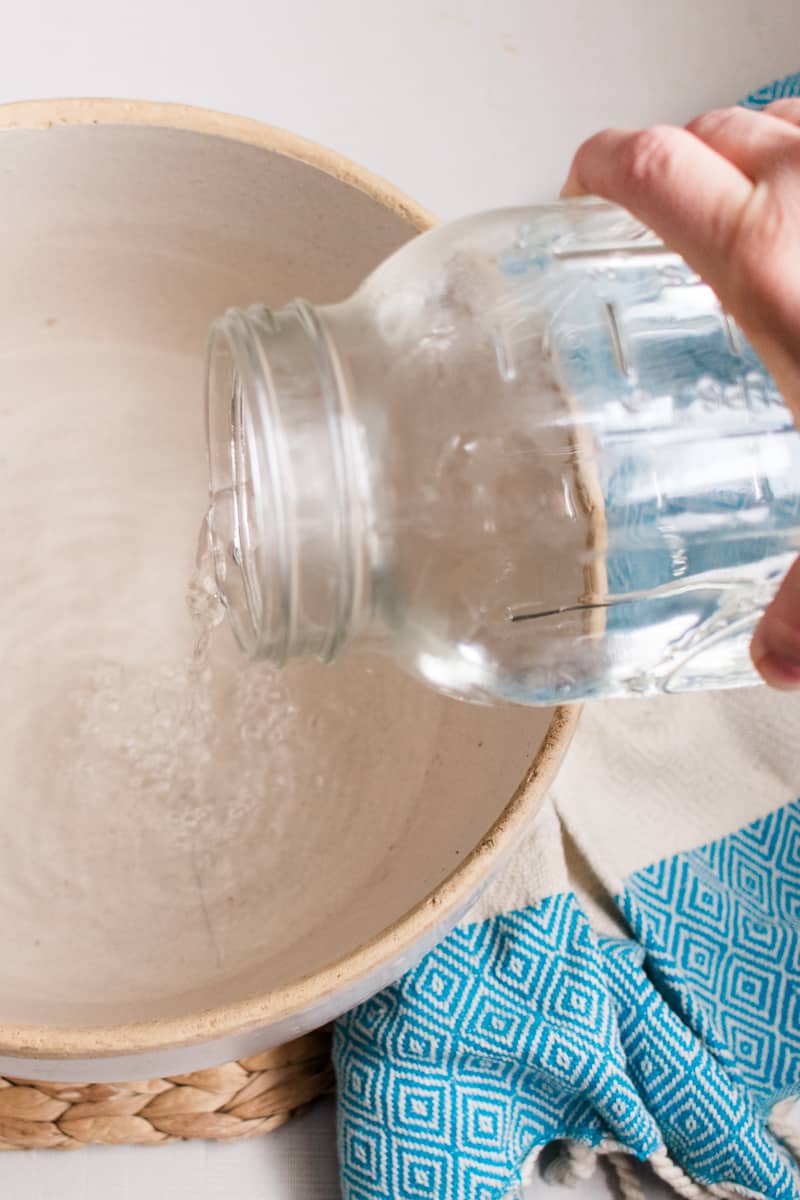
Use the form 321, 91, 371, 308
541, 1139, 598, 1186
648, 1147, 725, 1198
607, 1151, 647, 1200
537, 1139, 755, 1199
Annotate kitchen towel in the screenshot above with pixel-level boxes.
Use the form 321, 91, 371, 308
334, 71, 800, 1200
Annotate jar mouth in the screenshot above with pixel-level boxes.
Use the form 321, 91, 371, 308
205, 301, 370, 668
205, 308, 291, 664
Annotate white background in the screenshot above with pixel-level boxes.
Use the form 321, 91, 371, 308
0, 2, 796, 1196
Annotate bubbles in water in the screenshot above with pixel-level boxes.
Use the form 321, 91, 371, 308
44, 502, 316, 861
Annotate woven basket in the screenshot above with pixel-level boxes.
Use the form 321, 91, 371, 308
0, 1030, 332, 1150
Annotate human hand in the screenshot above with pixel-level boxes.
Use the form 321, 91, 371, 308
562, 102, 800, 690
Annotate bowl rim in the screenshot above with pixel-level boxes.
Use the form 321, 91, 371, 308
0, 96, 580, 1061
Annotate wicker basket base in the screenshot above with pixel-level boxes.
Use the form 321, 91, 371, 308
0, 1029, 333, 1149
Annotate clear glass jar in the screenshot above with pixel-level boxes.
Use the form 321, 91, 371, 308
205, 199, 800, 705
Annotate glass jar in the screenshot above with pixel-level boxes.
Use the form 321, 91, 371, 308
205, 199, 800, 705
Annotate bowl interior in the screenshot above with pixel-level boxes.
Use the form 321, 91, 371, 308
0, 115, 556, 1034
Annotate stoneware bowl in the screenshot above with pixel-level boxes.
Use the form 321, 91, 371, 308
0, 98, 577, 1088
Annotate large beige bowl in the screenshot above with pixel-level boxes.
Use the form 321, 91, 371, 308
0, 99, 576, 1083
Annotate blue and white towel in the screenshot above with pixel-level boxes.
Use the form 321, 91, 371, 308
334, 73, 800, 1200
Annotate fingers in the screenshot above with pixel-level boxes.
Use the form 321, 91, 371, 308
686, 106, 800, 179
561, 103, 800, 250
563, 102, 800, 691
763, 97, 800, 126
561, 124, 752, 295
751, 557, 800, 689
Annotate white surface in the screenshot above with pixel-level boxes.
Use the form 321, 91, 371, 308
0, 1, 796, 1196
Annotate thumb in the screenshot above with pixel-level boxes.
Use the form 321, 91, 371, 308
751, 557, 800, 689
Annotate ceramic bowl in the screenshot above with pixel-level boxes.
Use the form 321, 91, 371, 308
0, 99, 577, 1081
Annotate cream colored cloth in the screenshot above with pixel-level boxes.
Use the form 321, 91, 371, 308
466, 683, 800, 921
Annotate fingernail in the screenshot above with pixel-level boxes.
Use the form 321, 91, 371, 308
751, 626, 800, 689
